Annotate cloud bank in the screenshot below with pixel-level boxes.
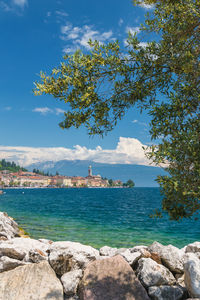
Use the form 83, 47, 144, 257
0, 137, 155, 167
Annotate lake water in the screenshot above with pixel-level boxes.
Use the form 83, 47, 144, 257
0, 188, 199, 248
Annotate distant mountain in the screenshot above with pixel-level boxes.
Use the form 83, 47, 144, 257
27, 160, 166, 187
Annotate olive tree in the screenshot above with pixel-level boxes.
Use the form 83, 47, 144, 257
34, 0, 200, 220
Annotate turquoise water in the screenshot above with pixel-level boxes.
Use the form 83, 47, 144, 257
0, 188, 199, 248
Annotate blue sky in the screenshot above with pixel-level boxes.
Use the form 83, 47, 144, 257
0, 0, 157, 167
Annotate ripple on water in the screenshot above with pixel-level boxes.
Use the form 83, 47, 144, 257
0, 188, 199, 248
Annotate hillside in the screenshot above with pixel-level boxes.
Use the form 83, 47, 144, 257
0, 159, 27, 173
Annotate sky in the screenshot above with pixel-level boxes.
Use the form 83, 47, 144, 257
0, 0, 157, 167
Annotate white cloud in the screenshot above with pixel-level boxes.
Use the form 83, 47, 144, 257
63, 46, 79, 54
55, 108, 65, 115
56, 10, 68, 17
0, 137, 156, 167
132, 120, 147, 127
124, 40, 149, 49
138, 1, 154, 9
12, 0, 27, 8
0, 0, 27, 12
139, 42, 148, 48
67, 27, 82, 39
61, 24, 72, 35
101, 30, 113, 40
32, 107, 65, 116
33, 107, 53, 115
61, 23, 114, 52
126, 26, 140, 35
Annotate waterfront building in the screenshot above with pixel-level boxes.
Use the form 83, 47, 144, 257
55, 176, 72, 187
12, 175, 49, 187
71, 176, 87, 187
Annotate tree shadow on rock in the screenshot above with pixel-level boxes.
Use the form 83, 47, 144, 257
79, 270, 149, 300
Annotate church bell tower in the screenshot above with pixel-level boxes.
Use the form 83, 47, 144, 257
88, 165, 92, 177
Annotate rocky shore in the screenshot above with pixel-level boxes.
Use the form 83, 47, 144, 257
0, 212, 200, 300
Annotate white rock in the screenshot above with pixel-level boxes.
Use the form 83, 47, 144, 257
0, 237, 49, 261
28, 249, 47, 263
0, 256, 28, 272
129, 245, 148, 253
185, 242, 200, 259
149, 241, 184, 273
99, 246, 142, 265
137, 258, 176, 288
49, 241, 99, 276
0, 261, 63, 300
99, 246, 118, 256
175, 273, 185, 287
38, 238, 53, 245
184, 253, 200, 298
0, 212, 19, 239
61, 269, 82, 296
120, 249, 141, 266
148, 285, 185, 300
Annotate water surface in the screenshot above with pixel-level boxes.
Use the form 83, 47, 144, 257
0, 188, 199, 248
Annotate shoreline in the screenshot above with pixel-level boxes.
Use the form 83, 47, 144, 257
0, 211, 199, 299
1, 186, 130, 190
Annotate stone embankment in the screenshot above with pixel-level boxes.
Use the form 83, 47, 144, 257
0, 212, 200, 300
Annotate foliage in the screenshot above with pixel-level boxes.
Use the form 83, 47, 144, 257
123, 179, 135, 188
0, 159, 27, 172
34, 0, 200, 220
108, 179, 114, 186
32, 168, 52, 177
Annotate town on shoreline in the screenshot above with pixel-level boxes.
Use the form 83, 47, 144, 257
0, 162, 134, 189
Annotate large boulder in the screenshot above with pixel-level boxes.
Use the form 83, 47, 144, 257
137, 258, 176, 288
0, 212, 20, 240
80, 255, 150, 300
61, 269, 83, 296
49, 241, 99, 276
0, 261, 63, 300
184, 253, 200, 298
148, 285, 185, 300
149, 241, 184, 273
0, 237, 49, 261
0, 256, 28, 272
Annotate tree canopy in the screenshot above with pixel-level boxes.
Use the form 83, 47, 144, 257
0, 159, 27, 172
34, 0, 200, 220
123, 179, 135, 188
